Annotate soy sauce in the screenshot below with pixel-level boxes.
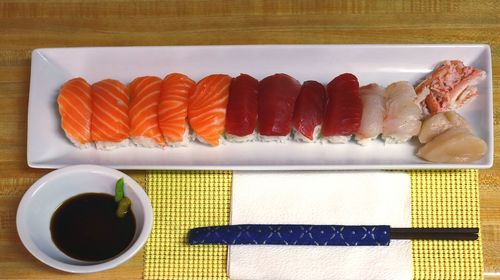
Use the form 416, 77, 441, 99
50, 193, 136, 261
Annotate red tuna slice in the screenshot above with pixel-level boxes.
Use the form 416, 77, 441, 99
225, 74, 259, 137
293, 81, 326, 140
321, 73, 362, 137
258, 73, 301, 136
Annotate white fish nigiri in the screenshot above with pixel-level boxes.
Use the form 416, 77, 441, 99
355, 84, 386, 145
382, 81, 422, 143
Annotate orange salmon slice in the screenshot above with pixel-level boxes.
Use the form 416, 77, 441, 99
129, 76, 165, 147
57, 77, 92, 148
188, 74, 232, 146
159, 73, 196, 145
91, 79, 130, 146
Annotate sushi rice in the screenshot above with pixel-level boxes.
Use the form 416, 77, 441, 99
381, 135, 412, 144
355, 135, 378, 146
258, 134, 290, 143
322, 135, 351, 144
293, 126, 322, 143
195, 135, 226, 146
66, 134, 93, 149
225, 131, 258, 143
165, 126, 192, 147
131, 136, 165, 148
95, 139, 131, 150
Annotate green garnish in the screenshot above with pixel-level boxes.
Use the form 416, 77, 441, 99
115, 177, 125, 202
116, 197, 132, 218
114, 177, 131, 218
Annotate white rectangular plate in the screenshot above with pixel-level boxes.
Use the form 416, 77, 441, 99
27, 45, 493, 170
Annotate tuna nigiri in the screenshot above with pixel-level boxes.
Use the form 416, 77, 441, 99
355, 83, 386, 145
159, 73, 195, 146
188, 74, 232, 146
225, 74, 259, 142
91, 79, 130, 150
258, 73, 301, 141
57, 77, 92, 148
128, 76, 164, 148
382, 81, 422, 143
321, 73, 362, 143
292, 81, 326, 142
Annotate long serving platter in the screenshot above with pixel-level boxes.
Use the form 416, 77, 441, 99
27, 45, 493, 170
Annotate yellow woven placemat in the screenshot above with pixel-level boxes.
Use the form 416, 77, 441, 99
410, 170, 483, 280
143, 170, 483, 280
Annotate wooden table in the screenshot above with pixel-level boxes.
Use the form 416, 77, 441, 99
0, 1, 498, 279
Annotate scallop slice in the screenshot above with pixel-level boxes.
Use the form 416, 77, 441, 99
418, 111, 471, 144
417, 127, 487, 163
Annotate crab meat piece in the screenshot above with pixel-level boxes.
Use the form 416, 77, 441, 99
415, 60, 486, 115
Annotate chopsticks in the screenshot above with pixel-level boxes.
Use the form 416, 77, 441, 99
188, 224, 479, 246
391, 227, 479, 241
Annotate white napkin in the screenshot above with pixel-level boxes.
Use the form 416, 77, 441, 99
228, 171, 412, 280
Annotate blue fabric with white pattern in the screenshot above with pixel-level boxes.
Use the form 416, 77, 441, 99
188, 224, 391, 246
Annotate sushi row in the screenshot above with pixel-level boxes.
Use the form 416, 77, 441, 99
58, 73, 420, 148
58, 73, 425, 150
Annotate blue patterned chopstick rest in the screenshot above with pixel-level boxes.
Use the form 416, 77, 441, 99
188, 224, 391, 246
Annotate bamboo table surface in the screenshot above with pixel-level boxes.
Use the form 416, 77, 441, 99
0, 1, 499, 279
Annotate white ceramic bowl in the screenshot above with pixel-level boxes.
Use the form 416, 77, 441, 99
16, 165, 153, 273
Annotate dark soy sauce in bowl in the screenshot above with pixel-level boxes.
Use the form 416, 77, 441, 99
50, 193, 136, 262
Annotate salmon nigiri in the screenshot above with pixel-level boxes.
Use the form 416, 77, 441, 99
91, 79, 130, 150
57, 77, 92, 148
128, 76, 164, 148
188, 74, 232, 146
159, 73, 196, 146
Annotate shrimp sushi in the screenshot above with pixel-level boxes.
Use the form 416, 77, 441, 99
292, 81, 326, 142
91, 79, 130, 150
258, 73, 301, 142
128, 76, 164, 148
159, 73, 195, 146
188, 74, 232, 146
382, 81, 422, 143
355, 83, 386, 145
225, 74, 259, 142
57, 77, 92, 148
321, 73, 362, 143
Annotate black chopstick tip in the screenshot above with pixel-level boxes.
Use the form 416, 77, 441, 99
391, 227, 479, 241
